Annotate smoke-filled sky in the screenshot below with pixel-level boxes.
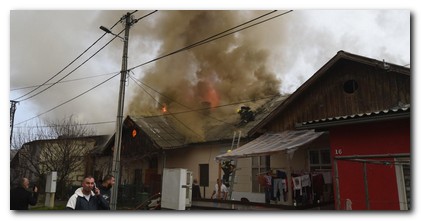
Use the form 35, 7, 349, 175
9, 10, 410, 136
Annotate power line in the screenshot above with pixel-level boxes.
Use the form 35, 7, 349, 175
129, 73, 237, 127
13, 17, 124, 101
13, 95, 277, 130
128, 74, 204, 140
15, 73, 120, 126
13, 10, 285, 129
128, 10, 293, 71
186, 10, 293, 51
13, 11, 159, 127
15, 28, 126, 102
11, 72, 118, 91
142, 95, 278, 118
14, 120, 115, 129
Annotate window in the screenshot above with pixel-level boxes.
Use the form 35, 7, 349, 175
343, 80, 359, 94
199, 164, 209, 187
309, 149, 331, 171
252, 155, 270, 193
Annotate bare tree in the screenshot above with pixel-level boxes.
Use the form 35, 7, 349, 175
11, 116, 97, 199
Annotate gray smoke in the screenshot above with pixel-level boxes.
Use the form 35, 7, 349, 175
9, 10, 409, 137
125, 11, 283, 139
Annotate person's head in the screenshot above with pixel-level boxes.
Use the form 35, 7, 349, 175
20, 178, 30, 189
193, 179, 198, 184
81, 175, 95, 194
102, 174, 115, 188
217, 179, 222, 185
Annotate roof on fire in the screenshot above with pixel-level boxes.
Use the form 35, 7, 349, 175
127, 94, 289, 149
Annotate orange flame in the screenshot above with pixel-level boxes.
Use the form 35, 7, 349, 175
161, 104, 167, 113
204, 83, 219, 108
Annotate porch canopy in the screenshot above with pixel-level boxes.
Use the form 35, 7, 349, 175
215, 130, 325, 161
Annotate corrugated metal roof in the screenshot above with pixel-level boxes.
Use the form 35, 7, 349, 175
204, 95, 289, 141
299, 104, 410, 127
128, 94, 289, 149
249, 51, 410, 136
130, 116, 187, 148
215, 130, 325, 160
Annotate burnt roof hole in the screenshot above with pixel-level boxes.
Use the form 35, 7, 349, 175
343, 80, 358, 94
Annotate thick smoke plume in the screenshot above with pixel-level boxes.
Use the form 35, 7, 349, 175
127, 11, 282, 140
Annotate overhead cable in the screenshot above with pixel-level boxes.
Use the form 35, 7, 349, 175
128, 10, 293, 71
13, 17, 123, 101
15, 73, 120, 126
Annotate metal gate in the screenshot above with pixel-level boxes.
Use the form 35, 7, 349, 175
333, 153, 410, 210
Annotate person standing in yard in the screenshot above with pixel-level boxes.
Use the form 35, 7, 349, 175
211, 179, 228, 200
98, 174, 115, 206
263, 171, 273, 204
10, 177, 39, 210
192, 179, 202, 200
66, 175, 110, 210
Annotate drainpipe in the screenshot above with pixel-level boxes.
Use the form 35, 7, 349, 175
334, 158, 341, 210
363, 162, 370, 210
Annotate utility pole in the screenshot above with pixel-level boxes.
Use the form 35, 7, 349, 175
109, 12, 131, 210
101, 10, 157, 210
10, 100, 19, 147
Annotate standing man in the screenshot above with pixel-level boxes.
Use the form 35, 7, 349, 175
66, 175, 110, 210
10, 177, 39, 210
211, 179, 228, 200
263, 171, 273, 204
192, 179, 201, 200
98, 174, 115, 206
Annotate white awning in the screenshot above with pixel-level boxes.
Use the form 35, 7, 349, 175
215, 130, 325, 161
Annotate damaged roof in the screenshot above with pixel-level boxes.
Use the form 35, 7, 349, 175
127, 94, 289, 149
204, 95, 289, 141
129, 115, 187, 149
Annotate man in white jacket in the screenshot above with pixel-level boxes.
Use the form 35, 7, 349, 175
66, 175, 110, 210
211, 179, 228, 200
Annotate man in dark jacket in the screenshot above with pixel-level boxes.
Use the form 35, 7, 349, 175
192, 179, 201, 200
98, 174, 115, 206
10, 177, 39, 210
66, 175, 110, 210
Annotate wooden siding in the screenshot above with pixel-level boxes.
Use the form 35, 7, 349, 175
266, 60, 410, 132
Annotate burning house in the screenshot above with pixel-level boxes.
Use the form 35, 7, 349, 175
216, 50, 410, 210
92, 94, 288, 204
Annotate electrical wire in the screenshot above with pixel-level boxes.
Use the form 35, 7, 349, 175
15, 28, 125, 102
13, 17, 124, 101
14, 10, 158, 102
11, 72, 118, 91
13, 121, 116, 129
13, 94, 277, 129
15, 73, 120, 126
142, 95, 278, 118
128, 75, 204, 140
128, 10, 293, 71
13, 10, 284, 128
129, 73, 237, 127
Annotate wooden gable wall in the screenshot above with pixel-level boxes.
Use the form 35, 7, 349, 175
265, 59, 410, 132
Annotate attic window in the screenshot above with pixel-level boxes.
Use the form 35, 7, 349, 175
343, 80, 358, 94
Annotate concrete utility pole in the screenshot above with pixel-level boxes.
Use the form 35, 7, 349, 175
103, 12, 132, 210
10, 100, 19, 146
101, 10, 157, 210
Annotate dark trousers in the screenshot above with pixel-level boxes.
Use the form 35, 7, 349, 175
264, 186, 272, 204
